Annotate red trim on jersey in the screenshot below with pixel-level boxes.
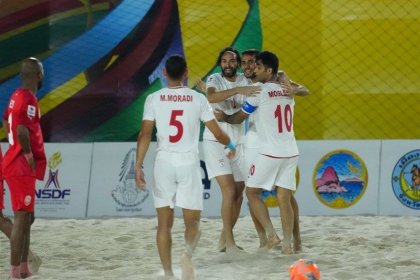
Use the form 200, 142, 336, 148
261, 153, 299, 159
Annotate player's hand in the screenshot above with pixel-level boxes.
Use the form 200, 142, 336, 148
194, 79, 206, 93
280, 79, 296, 96
24, 153, 36, 170
214, 109, 227, 122
225, 147, 236, 159
135, 166, 146, 190
237, 85, 261, 97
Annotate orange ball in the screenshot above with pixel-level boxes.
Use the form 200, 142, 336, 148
289, 258, 320, 280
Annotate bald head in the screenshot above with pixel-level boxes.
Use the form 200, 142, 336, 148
21, 57, 44, 91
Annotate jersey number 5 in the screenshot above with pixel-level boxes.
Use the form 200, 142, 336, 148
169, 110, 184, 143
274, 104, 292, 133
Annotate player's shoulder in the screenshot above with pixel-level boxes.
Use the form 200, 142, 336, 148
207, 72, 223, 83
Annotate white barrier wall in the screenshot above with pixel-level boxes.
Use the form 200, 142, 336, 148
87, 143, 155, 217
2, 140, 420, 218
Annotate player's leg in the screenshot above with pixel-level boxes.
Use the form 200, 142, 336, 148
246, 186, 279, 249
274, 157, 299, 255
214, 174, 238, 251
291, 195, 302, 252
0, 210, 13, 238
203, 140, 238, 252
156, 206, 175, 277
243, 147, 267, 248
181, 208, 200, 280
10, 210, 31, 278
232, 181, 244, 228
276, 187, 294, 254
249, 206, 267, 248
19, 212, 33, 278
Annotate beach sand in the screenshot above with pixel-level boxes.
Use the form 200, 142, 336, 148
1, 215, 420, 279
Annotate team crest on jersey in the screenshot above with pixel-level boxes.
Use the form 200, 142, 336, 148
9, 100, 15, 109
392, 149, 420, 209
111, 148, 149, 209
24, 195, 32, 206
27, 105, 36, 118
313, 150, 368, 209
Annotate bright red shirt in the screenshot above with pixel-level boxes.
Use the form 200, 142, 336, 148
2, 88, 46, 180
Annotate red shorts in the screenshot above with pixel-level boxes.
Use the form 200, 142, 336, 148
5, 176, 36, 212
0, 180, 4, 210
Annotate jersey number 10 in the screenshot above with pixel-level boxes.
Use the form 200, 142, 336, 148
274, 104, 293, 133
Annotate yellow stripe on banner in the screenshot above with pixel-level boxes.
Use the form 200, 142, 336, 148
0, 3, 109, 40
178, 0, 248, 87
105, 55, 119, 70
39, 73, 88, 115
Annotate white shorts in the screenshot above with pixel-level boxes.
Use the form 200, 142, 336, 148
153, 151, 203, 210
247, 154, 299, 191
242, 146, 259, 182
202, 140, 244, 182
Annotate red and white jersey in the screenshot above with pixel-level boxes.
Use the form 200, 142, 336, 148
242, 82, 299, 157
203, 73, 251, 144
143, 87, 214, 154
2, 88, 46, 180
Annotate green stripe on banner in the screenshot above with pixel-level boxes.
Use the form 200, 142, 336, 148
81, 80, 162, 142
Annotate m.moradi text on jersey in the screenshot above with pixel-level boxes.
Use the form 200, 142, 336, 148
160, 94, 193, 102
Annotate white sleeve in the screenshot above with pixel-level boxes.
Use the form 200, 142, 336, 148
142, 95, 155, 121
206, 74, 220, 90
199, 94, 215, 122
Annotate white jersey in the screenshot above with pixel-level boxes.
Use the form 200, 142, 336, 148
202, 73, 251, 144
143, 87, 214, 154
242, 82, 299, 157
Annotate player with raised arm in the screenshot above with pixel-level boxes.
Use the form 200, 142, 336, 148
240, 49, 308, 251
135, 55, 235, 280
202, 47, 260, 253
219, 51, 301, 254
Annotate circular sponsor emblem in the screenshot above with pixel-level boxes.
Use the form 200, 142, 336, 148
261, 167, 300, 208
313, 150, 368, 209
24, 195, 32, 206
391, 149, 420, 209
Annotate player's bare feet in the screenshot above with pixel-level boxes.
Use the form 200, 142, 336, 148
181, 252, 195, 280
28, 252, 42, 273
266, 234, 281, 249
281, 243, 294, 255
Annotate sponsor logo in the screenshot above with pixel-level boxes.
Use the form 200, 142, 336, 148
392, 149, 420, 209
27, 105, 36, 118
111, 148, 149, 212
313, 150, 368, 209
36, 152, 72, 203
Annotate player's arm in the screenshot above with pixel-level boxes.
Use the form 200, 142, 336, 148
206, 86, 261, 103
278, 71, 309, 97
17, 124, 35, 170
204, 119, 236, 158
135, 120, 154, 190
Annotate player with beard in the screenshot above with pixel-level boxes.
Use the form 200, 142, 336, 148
202, 47, 260, 253
2, 57, 47, 278
240, 49, 308, 251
